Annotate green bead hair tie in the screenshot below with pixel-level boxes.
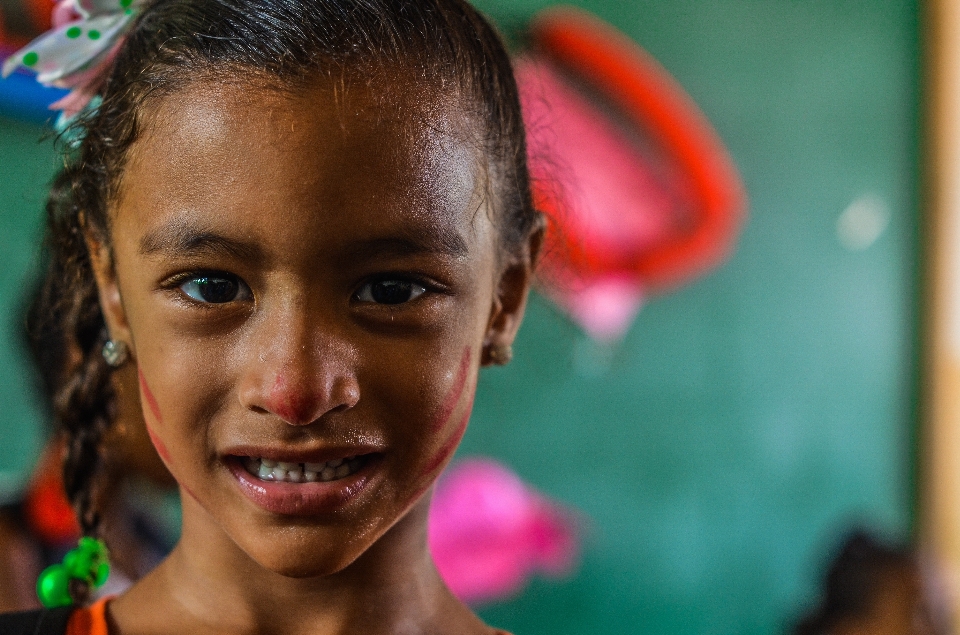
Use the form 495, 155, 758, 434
37, 537, 110, 608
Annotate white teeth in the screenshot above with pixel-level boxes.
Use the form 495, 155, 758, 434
259, 463, 275, 480
246, 456, 364, 483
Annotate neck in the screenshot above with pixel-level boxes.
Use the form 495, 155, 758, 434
112, 488, 484, 635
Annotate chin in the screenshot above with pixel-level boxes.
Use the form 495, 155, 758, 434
239, 528, 374, 579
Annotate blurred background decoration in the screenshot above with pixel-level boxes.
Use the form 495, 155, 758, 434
0, 0, 69, 122
520, 7, 745, 342
0, 0, 939, 634
429, 458, 580, 606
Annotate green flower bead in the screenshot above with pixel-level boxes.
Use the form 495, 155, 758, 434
37, 565, 72, 608
78, 537, 108, 561
94, 562, 110, 588
63, 548, 94, 580
78, 537, 99, 553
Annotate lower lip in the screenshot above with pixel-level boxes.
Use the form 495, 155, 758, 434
226, 457, 380, 516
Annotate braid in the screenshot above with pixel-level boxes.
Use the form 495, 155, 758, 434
26, 164, 118, 604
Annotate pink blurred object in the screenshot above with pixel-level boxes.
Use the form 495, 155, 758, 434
516, 8, 747, 343
428, 458, 580, 605
518, 58, 683, 342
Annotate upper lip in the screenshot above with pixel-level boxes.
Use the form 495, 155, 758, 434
221, 444, 384, 465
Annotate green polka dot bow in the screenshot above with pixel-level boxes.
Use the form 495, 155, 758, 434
1, 0, 146, 120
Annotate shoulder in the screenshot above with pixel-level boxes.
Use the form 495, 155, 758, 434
0, 607, 74, 635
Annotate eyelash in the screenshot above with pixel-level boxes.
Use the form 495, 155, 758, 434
162, 271, 445, 307
164, 271, 252, 307
352, 274, 444, 306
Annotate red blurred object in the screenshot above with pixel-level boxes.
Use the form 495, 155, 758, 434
520, 7, 746, 341
0, 0, 53, 49
24, 0, 55, 32
23, 444, 79, 546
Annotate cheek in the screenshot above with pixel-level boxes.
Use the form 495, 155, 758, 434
419, 387, 475, 479
429, 346, 471, 432
138, 367, 163, 424
414, 346, 475, 481
139, 367, 200, 501
145, 424, 172, 463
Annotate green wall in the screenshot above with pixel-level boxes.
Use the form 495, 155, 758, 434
463, 0, 921, 633
0, 115, 56, 500
0, 0, 921, 633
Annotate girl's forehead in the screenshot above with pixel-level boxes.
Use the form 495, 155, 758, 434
117, 78, 490, 256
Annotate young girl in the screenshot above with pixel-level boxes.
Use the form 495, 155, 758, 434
0, 0, 543, 633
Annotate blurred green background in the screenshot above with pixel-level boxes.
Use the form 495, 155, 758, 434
0, 0, 921, 633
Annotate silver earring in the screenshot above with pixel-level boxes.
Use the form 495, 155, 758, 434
101, 340, 129, 368
488, 344, 513, 366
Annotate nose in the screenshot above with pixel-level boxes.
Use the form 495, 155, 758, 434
237, 306, 360, 426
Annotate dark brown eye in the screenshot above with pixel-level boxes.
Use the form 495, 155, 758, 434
356, 279, 426, 305
180, 275, 250, 304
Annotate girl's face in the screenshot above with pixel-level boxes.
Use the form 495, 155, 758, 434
89, 77, 533, 576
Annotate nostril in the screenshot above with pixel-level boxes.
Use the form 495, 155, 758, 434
249, 405, 269, 415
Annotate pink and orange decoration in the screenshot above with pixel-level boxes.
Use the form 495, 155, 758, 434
519, 7, 746, 341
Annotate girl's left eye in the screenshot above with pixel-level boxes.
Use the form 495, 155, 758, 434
355, 279, 427, 305
179, 274, 251, 304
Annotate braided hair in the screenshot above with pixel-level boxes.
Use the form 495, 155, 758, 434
24, 0, 538, 604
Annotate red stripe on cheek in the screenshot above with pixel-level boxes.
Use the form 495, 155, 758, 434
138, 368, 163, 424
431, 347, 471, 432
145, 425, 172, 463
420, 389, 475, 479
145, 424, 198, 502
180, 483, 200, 502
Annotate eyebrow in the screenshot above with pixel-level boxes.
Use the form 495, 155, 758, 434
138, 219, 469, 262
139, 221, 262, 261
343, 226, 469, 262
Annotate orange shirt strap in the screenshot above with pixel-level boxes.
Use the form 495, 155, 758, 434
66, 597, 110, 635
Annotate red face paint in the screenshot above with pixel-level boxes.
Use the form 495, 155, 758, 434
430, 347, 471, 432
145, 421, 198, 502
145, 424, 172, 463
138, 367, 163, 424
268, 374, 315, 424
419, 390, 475, 479
180, 483, 200, 502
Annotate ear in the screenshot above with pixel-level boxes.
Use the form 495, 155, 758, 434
481, 216, 546, 366
85, 230, 133, 352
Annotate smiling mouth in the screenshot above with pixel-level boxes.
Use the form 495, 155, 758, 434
241, 456, 371, 483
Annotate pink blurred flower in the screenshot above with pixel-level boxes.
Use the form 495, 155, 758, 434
428, 458, 580, 605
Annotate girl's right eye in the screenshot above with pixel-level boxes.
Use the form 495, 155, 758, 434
179, 274, 251, 304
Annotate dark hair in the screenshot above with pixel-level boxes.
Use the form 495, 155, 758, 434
26, 0, 537, 603
793, 530, 922, 635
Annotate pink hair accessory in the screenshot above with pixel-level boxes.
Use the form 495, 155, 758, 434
1, 0, 145, 119
428, 457, 580, 605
